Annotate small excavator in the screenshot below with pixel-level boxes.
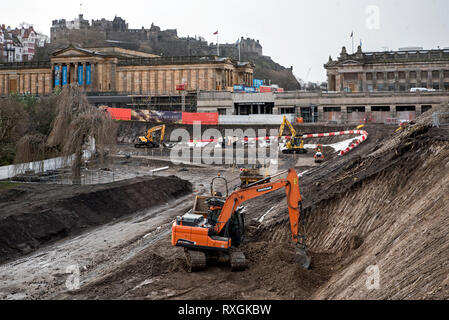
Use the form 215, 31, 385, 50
279, 116, 308, 154
314, 144, 325, 163
171, 168, 311, 272
239, 164, 269, 188
135, 124, 166, 148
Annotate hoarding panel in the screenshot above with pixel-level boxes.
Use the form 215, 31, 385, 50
131, 110, 182, 124
106, 108, 132, 121
182, 112, 219, 125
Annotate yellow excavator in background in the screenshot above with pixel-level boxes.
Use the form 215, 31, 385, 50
279, 116, 308, 154
135, 124, 166, 148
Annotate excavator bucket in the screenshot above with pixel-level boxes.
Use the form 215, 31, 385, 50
294, 246, 311, 270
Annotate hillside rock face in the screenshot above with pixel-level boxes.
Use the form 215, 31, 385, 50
38, 17, 300, 90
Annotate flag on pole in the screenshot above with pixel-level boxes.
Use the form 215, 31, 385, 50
213, 31, 218, 35
350, 31, 353, 38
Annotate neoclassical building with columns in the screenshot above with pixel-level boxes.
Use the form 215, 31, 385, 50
0, 45, 254, 96
326, 46, 449, 93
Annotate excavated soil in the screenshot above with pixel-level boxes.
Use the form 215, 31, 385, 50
0, 176, 192, 264
54, 122, 449, 300
2, 119, 448, 300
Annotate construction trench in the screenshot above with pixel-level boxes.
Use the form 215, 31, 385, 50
0, 110, 448, 300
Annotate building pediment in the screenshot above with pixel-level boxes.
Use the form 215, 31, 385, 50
52, 45, 104, 58
340, 59, 363, 65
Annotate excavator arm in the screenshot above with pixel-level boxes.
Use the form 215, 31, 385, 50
279, 115, 297, 138
214, 169, 303, 244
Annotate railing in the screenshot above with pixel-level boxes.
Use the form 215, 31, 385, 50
0, 61, 51, 69
118, 55, 224, 66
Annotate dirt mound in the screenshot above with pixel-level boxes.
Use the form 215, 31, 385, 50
0, 176, 192, 264
250, 124, 449, 299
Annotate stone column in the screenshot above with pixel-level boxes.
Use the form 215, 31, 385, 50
341, 106, 348, 124
82, 63, 86, 90
427, 70, 432, 89
362, 72, 367, 92
391, 105, 397, 119
75, 63, 79, 84
372, 72, 377, 91
416, 105, 422, 116
405, 71, 410, 91
317, 106, 324, 122
414, 70, 419, 88
394, 71, 399, 91
439, 70, 444, 91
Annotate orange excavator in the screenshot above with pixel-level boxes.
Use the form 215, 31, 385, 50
171, 168, 311, 272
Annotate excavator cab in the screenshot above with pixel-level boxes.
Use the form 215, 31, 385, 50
172, 169, 311, 272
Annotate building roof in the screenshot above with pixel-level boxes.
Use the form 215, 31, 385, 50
325, 46, 449, 68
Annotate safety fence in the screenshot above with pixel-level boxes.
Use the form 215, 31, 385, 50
0, 155, 74, 180
106, 107, 299, 126
218, 114, 296, 125
302, 130, 369, 156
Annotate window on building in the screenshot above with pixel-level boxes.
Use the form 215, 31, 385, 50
366, 73, 373, 81
347, 106, 365, 113
218, 108, 227, 115
367, 84, 374, 92
399, 85, 406, 92
280, 108, 296, 114
372, 106, 390, 112
410, 71, 417, 79
397, 106, 416, 112
376, 72, 384, 80
421, 83, 428, 88
409, 83, 417, 89
444, 83, 449, 91
444, 71, 449, 78
324, 107, 341, 112
432, 71, 440, 79
433, 83, 440, 90
388, 72, 395, 80
422, 105, 433, 113
421, 71, 428, 79
377, 84, 385, 91
399, 72, 406, 80
388, 85, 395, 91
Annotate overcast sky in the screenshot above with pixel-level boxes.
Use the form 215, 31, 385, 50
2, 0, 449, 82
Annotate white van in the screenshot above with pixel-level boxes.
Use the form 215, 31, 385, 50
410, 87, 436, 92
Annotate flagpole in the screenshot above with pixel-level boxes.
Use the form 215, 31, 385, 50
217, 34, 219, 56
351, 31, 354, 54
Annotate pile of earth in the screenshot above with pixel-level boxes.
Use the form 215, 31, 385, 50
0, 175, 192, 264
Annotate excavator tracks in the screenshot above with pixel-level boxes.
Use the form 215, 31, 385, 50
229, 250, 248, 272
185, 250, 207, 272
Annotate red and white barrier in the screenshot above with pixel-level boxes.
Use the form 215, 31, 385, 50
187, 130, 368, 156
301, 130, 368, 156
